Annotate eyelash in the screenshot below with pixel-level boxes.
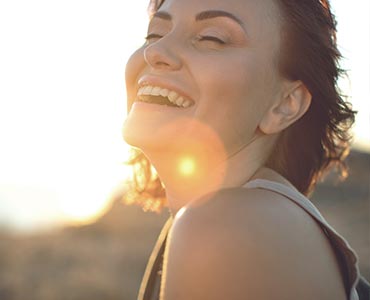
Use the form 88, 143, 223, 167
196, 35, 226, 45
145, 33, 163, 41
144, 33, 226, 45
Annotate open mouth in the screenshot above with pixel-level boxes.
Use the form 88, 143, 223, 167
136, 85, 195, 108
138, 95, 179, 107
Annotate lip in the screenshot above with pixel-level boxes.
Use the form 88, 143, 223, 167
132, 100, 194, 112
138, 75, 195, 104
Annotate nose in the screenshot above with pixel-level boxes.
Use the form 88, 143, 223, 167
143, 36, 182, 71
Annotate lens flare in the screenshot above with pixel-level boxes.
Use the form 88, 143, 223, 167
152, 117, 228, 203
179, 157, 196, 176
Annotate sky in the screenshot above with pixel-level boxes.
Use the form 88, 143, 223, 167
0, 0, 369, 232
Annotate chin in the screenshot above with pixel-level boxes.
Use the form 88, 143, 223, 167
122, 116, 156, 151
122, 110, 184, 153
123, 101, 191, 149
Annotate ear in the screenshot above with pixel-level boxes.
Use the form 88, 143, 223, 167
258, 81, 312, 135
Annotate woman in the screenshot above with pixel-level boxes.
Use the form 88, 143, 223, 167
123, 0, 367, 299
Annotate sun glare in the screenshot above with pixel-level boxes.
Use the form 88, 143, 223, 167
57, 149, 133, 225
60, 197, 109, 224
179, 157, 197, 177
0, 0, 368, 232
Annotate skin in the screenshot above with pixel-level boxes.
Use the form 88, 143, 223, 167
123, 0, 347, 298
163, 182, 347, 300
123, 0, 311, 213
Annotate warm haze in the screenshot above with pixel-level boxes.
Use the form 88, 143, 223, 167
0, 0, 368, 231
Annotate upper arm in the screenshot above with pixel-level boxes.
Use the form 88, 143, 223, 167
160, 188, 347, 300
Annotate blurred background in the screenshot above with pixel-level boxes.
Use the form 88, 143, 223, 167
0, 0, 369, 299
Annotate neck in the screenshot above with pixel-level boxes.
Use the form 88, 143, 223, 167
143, 134, 277, 216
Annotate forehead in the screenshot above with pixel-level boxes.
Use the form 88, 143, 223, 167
158, 0, 281, 26
157, 0, 281, 41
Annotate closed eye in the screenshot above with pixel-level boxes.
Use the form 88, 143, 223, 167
197, 35, 226, 45
145, 33, 163, 42
145, 34, 227, 45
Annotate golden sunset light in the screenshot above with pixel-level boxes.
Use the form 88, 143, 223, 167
0, 1, 368, 299
178, 157, 197, 177
0, 0, 368, 232
58, 187, 114, 224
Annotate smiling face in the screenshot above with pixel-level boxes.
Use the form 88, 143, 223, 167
123, 0, 285, 158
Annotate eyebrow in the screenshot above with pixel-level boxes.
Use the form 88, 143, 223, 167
152, 10, 245, 29
195, 10, 245, 27
152, 11, 172, 21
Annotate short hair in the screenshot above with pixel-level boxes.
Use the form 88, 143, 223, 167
124, 0, 356, 211
265, 0, 355, 194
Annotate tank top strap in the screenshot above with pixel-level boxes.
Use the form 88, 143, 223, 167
243, 179, 360, 300
138, 217, 173, 300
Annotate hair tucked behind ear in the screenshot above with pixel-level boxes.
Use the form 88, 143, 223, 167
123, 0, 356, 211
265, 0, 356, 195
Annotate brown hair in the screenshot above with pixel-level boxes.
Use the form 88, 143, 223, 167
265, 0, 356, 195
124, 0, 356, 211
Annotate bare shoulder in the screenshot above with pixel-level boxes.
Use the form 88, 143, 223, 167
161, 188, 347, 300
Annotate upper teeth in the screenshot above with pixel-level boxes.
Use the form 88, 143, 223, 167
137, 85, 193, 108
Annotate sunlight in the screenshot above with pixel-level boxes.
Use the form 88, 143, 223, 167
153, 118, 228, 203
179, 157, 197, 177
0, 0, 368, 232
58, 172, 123, 225
59, 197, 109, 224
176, 206, 187, 219
57, 146, 133, 225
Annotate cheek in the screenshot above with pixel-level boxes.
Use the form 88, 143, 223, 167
125, 47, 145, 111
197, 52, 264, 99
198, 54, 265, 116
194, 55, 271, 145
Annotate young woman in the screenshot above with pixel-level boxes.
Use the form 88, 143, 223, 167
123, 0, 368, 299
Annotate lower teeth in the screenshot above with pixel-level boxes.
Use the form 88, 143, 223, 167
140, 95, 178, 107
